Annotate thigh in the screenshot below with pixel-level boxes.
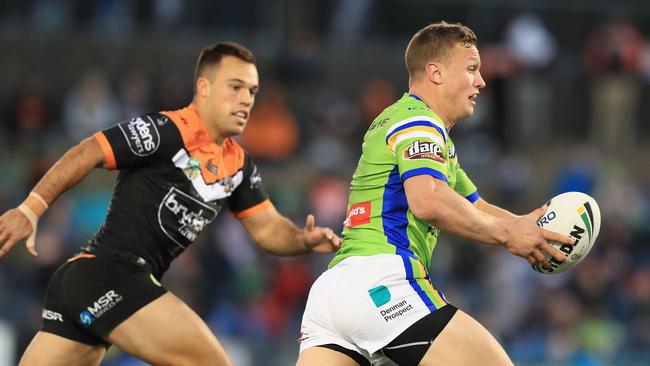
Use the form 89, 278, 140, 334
297, 346, 363, 366
19, 331, 106, 366
420, 310, 513, 366
300, 255, 447, 357
47, 253, 168, 343
106, 292, 232, 366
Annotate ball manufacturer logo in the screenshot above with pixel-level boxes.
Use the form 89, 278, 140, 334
118, 116, 161, 156
403, 140, 445, 163
537, 211, 557, 227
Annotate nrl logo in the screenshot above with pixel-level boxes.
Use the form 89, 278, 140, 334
184, 157, 201, 180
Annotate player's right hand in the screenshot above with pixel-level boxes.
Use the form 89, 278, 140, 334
0, 208, 36, 258
502, 206, 575, 269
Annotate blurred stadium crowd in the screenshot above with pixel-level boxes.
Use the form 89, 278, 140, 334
1, 1, 650, 365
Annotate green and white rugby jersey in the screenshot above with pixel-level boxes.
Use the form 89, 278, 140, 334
331, 93, 479, 270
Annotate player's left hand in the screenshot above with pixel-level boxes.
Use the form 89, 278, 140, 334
522, 204, 548, 224
302, 214, 342, 253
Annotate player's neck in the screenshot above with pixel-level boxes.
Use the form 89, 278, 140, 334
408, 86, 454, 130
192, 100, 226, 146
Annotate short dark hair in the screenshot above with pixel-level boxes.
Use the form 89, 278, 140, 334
194, 42, 257, 83
405, 21, 477, 82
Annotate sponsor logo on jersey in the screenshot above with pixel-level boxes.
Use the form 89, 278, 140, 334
42, 309, 63, 322
403, 140, 445, 163
343, 201, 371, 228
158, 188, 217, 249
118, 117, 161, 156
79, 290, 123, 327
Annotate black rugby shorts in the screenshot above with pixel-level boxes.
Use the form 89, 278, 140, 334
40, 250, 167, 345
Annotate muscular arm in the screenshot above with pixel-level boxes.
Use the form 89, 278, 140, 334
475, 197, 520, 220
32, 136, 106, 206
406, 176, 510, 246
239, 205, 340, 256
404, 175, 574, 266
0, 136, 105, 257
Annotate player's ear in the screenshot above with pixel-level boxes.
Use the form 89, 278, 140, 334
196, 76, 211, 97
425, 61, 443, 85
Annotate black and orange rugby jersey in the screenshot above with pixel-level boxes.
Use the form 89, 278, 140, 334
91, 104, 271, 278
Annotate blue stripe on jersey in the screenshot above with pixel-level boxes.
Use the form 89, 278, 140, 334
385, 121, 447, 145
465, 191, 480, 203
398, 253, 437, 311
408, 93, 425, 103
382, 166, 412, 252
401, 167, 448, 183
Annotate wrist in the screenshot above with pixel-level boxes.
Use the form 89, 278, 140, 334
490, 218, 511, 247
23, 192, 49, 218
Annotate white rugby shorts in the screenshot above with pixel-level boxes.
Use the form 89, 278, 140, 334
299, 254, 450, 362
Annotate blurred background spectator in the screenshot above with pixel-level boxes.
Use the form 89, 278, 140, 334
1, 1, 650, 365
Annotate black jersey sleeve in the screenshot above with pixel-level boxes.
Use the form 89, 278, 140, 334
94, 113, 183, 170
228, 154, 271, 219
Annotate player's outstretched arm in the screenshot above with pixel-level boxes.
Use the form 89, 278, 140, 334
238, 204, 341, 256
475, 198, 521, 220
0, 136, 105, 258
404, 175, 575, 268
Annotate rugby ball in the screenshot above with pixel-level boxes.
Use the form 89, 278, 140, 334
533, 191, 601, 274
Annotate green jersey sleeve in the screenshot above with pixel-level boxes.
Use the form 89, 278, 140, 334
453, 166, 480, 203
388, 116, 450, 182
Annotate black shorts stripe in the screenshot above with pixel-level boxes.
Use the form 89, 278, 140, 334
382, 304, 458, 366
319, 344, 370, 366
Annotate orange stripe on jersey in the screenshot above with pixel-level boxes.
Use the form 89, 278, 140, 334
233, 199, 273, 219
93, 131, 117, 170
162, 104, 245, 184
161, 104, 212, 152
67, 253, 97, 263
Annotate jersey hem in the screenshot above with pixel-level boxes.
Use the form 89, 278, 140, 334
93, 131, 116, 170
400, 168, 447, 183
233, 199, 272, 219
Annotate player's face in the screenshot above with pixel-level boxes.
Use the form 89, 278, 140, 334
205, 56, 259, 137
440, 44, 485, 122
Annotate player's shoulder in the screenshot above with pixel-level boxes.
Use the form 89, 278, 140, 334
160, 104, 212, 151
381, 95, 447, 146
382, 95, 445, 133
